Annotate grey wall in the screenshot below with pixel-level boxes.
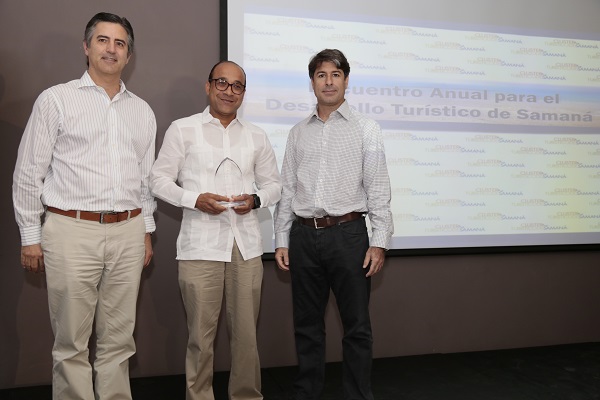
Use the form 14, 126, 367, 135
1, 0, 599, 390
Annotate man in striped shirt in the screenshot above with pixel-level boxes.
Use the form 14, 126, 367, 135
12, 12, 156, 400
274, 49, 393, 400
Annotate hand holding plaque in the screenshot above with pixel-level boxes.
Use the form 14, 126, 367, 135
215, 157, 245, 208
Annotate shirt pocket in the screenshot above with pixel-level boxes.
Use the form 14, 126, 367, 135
186, 217, 221, 252
181, 145, 219, 192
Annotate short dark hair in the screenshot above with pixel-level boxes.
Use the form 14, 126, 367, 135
84, 12, 135, 57
308, 49, 350, 79
207, 60, 247, 85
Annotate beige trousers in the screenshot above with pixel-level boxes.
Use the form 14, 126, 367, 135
42, 212, 145, 400
179, 241, 263, 400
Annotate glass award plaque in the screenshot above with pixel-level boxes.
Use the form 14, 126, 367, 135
214, 157, 245, 207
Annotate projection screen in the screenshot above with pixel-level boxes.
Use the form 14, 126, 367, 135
224, 0, 600, 253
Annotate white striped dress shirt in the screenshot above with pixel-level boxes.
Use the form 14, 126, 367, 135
274, 100, 393, 249
13, 72, 157, 246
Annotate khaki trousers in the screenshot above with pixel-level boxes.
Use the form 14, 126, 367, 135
42, 212, 145, 400
179, 241, 263, 400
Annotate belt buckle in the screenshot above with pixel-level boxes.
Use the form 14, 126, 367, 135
99, 211, 118, 224
313, 218, 324, 229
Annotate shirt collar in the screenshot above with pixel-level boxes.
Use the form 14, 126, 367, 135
78, 71, 129, 97
311, 99, 350, 122
201, 105, 245, 128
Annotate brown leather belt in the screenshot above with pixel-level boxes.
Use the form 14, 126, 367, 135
47, 207, 142, 224
296, 212, 364, 229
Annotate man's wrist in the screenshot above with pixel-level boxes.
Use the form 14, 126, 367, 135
20, 225, 42, 247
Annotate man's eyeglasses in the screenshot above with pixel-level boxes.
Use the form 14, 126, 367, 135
209, 78, 246, 95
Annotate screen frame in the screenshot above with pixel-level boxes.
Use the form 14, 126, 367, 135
220, 0, 600, 257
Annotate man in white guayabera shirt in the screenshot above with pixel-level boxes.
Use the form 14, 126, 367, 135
150, 60, 281, 400
12, 12, 156, 400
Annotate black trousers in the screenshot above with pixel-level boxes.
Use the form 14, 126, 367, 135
289, 218, 374, 400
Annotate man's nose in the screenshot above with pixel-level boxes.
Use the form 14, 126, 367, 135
106, 40, 116, 53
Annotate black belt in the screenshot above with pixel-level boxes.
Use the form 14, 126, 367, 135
296, 212, 364, 229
